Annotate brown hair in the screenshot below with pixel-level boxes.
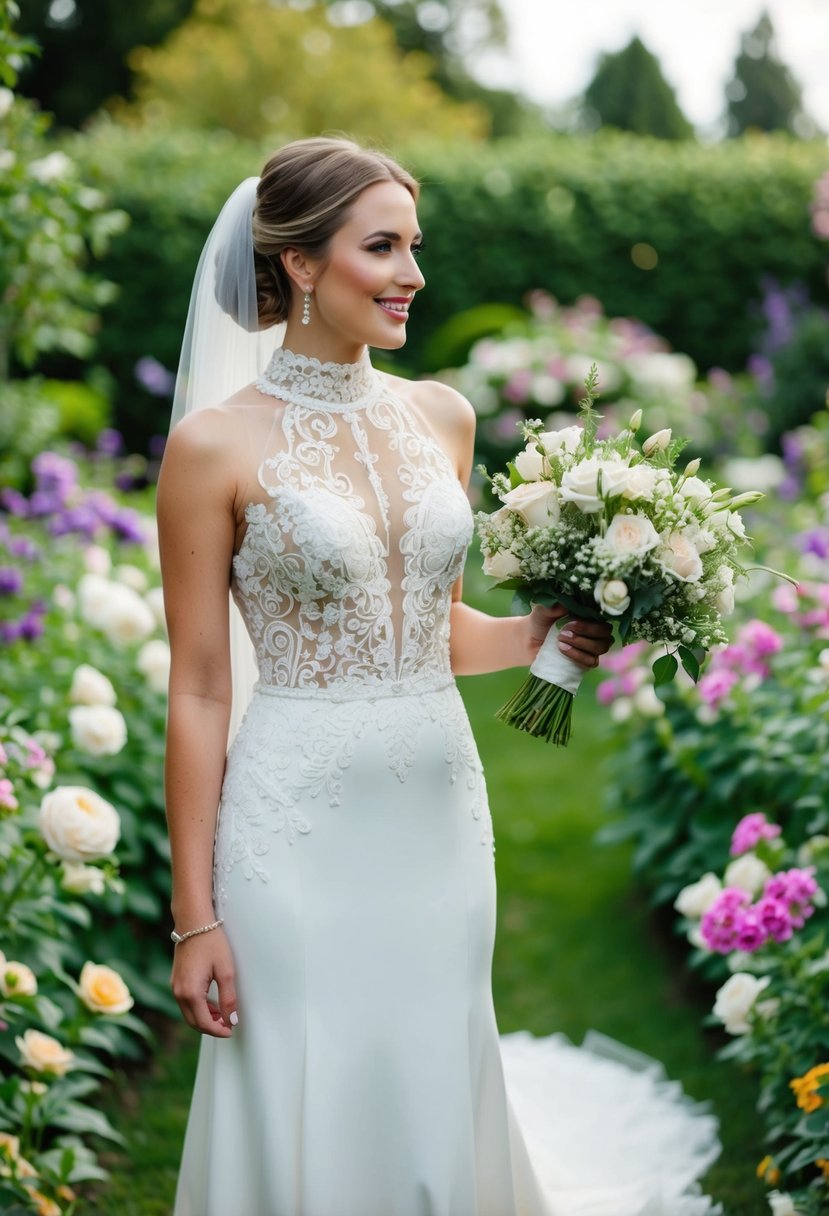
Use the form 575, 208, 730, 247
252, 137, 419, 327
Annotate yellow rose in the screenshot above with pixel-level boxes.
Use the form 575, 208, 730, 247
15, 1029, 74, 1076
1, 960, 38, 998
29, 1190, 61, 1216
78, 962, 134, 1016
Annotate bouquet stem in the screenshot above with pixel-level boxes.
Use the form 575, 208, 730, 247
496, 676, 575, 745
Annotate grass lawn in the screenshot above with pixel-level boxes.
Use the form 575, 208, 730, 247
92, 568, 769, 1213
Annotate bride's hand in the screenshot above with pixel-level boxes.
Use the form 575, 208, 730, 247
526, 604, 613, 670
171, 928, 239, 1038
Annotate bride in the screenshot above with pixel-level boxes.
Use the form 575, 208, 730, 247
157, 136, 721, 1216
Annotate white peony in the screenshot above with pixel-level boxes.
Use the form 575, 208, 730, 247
642, 428, 672, 456
656, 532, 703, 582
137, 639, 172, 694
674, 873, 722, 919
724, 854, 772, 896
713, 972, 771, 1035
482, 549, 523, 580
113, 563, 149, 593
502, 480, 560, 529
15, 1029, 74, 1076
538, 425, 582, 456
1, 960, 38, 998
69, 705, 127, 756
602, 513, 660, 559
513, 443, 546, 481
69, 664, 117, 707
39, 786, 121, 861
768, 1193, 799, 1216
594, 578, 630, 616
61, 862, 107, 896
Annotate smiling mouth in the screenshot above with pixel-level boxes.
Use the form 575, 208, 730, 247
375, 298, 411, 319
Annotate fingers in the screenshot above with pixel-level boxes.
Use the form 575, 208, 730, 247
216, 969, 239, 1032
558, 618, 613, 669
171, 936, 239, 1038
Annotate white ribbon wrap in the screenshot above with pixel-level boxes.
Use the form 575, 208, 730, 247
529, 621, 586, 695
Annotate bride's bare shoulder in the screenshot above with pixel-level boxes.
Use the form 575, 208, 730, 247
381, 371, 476, 431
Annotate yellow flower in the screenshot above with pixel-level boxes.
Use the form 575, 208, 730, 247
791, 1062, 829, 1113
816, 1158, 829, 1180
757, 1155, 782, 1186
26, 1190, 61, 1216
1, 960, 38, 997
78, 961, 134, 1016
15, 1029, 74, 1077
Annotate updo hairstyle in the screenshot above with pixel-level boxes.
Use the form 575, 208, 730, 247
253, 137, 419, 328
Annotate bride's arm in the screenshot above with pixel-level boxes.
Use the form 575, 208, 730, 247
433, 382, 611, 677
156, 409, 239, 1038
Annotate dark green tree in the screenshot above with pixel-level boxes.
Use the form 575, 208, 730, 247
582, 35, 695, 140
725, 10, 814, 136
17, 0, 196, 128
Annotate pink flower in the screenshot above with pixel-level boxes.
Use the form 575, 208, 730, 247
0, 743, 7, 766
0, 778, 18, 810
700, 887, 752, 954
730, 813, 782, 857
596, 678, 620, 706
698, 669, 739, 707
755, 895, 794, 943
737, 620, 784, 658
764, 867, 819, 929
771, 584, 800, 614
735, 907, 767, 952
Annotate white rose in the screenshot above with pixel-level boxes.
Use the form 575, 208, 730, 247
609, 697, 633, 722
709, 509, 746, 539
678, 476, 712, 504
15, 1029, 74, 1076
28, 150, 72, 183
39, 786, 121, 861
69, 705, 127, 756
594, 578, 630, 616
98, 583, 156, 645
602, 512, 660, 559
0, 87, 14, 119
1, 961, 38, 998
642, 428, 672, 456
538, 425, 582, 456
656, 532, 703, 582
77, 573, 114, 628
559, 457, 629, 512
145, 586, 167, 632
114, 563, 149, 593
61, 862, 107, 896
674, 873, 722, 918
768, 1193, 798, 1216
78, 962, 134, 1016
502, 480, 560, 529
713, 972, 771, 1035
621, 464, 659, 502
83, 545, 111, 576
69, 664, 117, 707
513, 443, 546, 481
715, 564, 736, 615
632, 683, 665, 717
482, 549, 523, 580
137, 638, 171, 694
724, 854, 772, 896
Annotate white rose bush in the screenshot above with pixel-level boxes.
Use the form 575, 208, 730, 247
476, 367, 765, 743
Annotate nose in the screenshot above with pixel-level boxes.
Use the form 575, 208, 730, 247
400, 251, 425, 291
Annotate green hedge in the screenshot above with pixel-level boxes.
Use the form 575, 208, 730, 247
71, 122, 829, 449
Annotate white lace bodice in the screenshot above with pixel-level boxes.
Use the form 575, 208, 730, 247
231, 348, 474, 692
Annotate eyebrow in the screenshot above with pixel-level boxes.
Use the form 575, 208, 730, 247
362, 229, 423, 243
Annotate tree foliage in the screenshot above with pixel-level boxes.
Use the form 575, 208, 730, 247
582, 35, 695, 141
725, 9, 813, 137
120, 0, 488, 144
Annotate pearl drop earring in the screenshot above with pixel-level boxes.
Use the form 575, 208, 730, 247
302, 291, 312, 326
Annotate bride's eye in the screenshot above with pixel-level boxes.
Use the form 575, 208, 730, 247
366, 241, 392, 254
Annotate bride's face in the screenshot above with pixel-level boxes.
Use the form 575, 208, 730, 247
310, 180, 425, 353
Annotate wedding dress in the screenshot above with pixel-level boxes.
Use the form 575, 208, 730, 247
174, 348, 721, 1216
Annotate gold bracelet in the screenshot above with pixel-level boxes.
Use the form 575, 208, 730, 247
170, 918, 224, 945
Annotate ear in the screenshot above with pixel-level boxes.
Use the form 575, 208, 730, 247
280, 247, 317, 293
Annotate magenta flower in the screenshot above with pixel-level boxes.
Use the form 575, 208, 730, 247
735, 907, 767, 952
755, 895, 794, 943
0, 777, 17, 811
764, 867, 819, 929
771, 583, 800, 614
700, 887, 752, 954
596, 678, 620, 706
730, 813, 782, 857
737, 620, 784, 658
698, 668, 739, 707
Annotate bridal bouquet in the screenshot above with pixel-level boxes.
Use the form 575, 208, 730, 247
475, 367, 763, 745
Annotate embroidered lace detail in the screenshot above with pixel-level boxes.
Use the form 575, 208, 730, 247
255, 347, 384, 413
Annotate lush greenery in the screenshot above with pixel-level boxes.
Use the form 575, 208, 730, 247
582, 35, 694, 140
726, 11, 815, 139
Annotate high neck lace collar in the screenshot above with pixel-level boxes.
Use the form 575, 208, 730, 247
256, 347, 383, 412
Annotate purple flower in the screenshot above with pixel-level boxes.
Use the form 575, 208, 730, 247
28, 490, 64, 518
31, 451, 78, 498
96, 428, 124, 456
135, 356, 176, 397
0, 488, 29, 517
801, 530, 829, 560
730, 813, 782, 858
0, 619, 22, 644
700, 887, 752, 954
48, 504, 102, 540
7, 537, 40, 561
18, 609, 45, 642
0, 567, 23, 595
746, 354, 774, 394
148, 435, 167, 460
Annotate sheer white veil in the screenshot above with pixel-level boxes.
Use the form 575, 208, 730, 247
170, 176, 285, 745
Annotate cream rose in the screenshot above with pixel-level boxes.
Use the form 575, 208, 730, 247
98, 583, 156, 646
69, 664, 117, 707
602, 512, 660, 559
39, 786, 121, 861
594, 578, 630, 616
69, 705, 127, 756
724, 854, 772, 896
712, 972, 771, 1035
715, 564, 736, 616
768, 1193, 798, 1216
502, 480, 560, 529
482, 549, 523, 580
642, 428, 672, 456
674, 872, 722, 919
513, 443, 546, 481
538, 425, 582, 456
559, 457, 630, 513
77, 573, 114, 628
113, 563, 149, 593
78, 962, 134, 1016
621, 464, 660, 502
15, 1029, 74, 1076
137, 639, 171, 695
678, 475, 712, 504
61, 862, 107, 896
656, 532, 703, 582
1, 961, 38, 998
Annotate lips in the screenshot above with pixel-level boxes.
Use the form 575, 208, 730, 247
375, 297, 412, 320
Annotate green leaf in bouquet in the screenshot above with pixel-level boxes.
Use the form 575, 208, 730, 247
507, 462, 523, 489
652, 653, 679, 686
544, 590, 602, 619
677, 646, 701, 683
630, 583, 665, 619
510, 588, 533, 614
